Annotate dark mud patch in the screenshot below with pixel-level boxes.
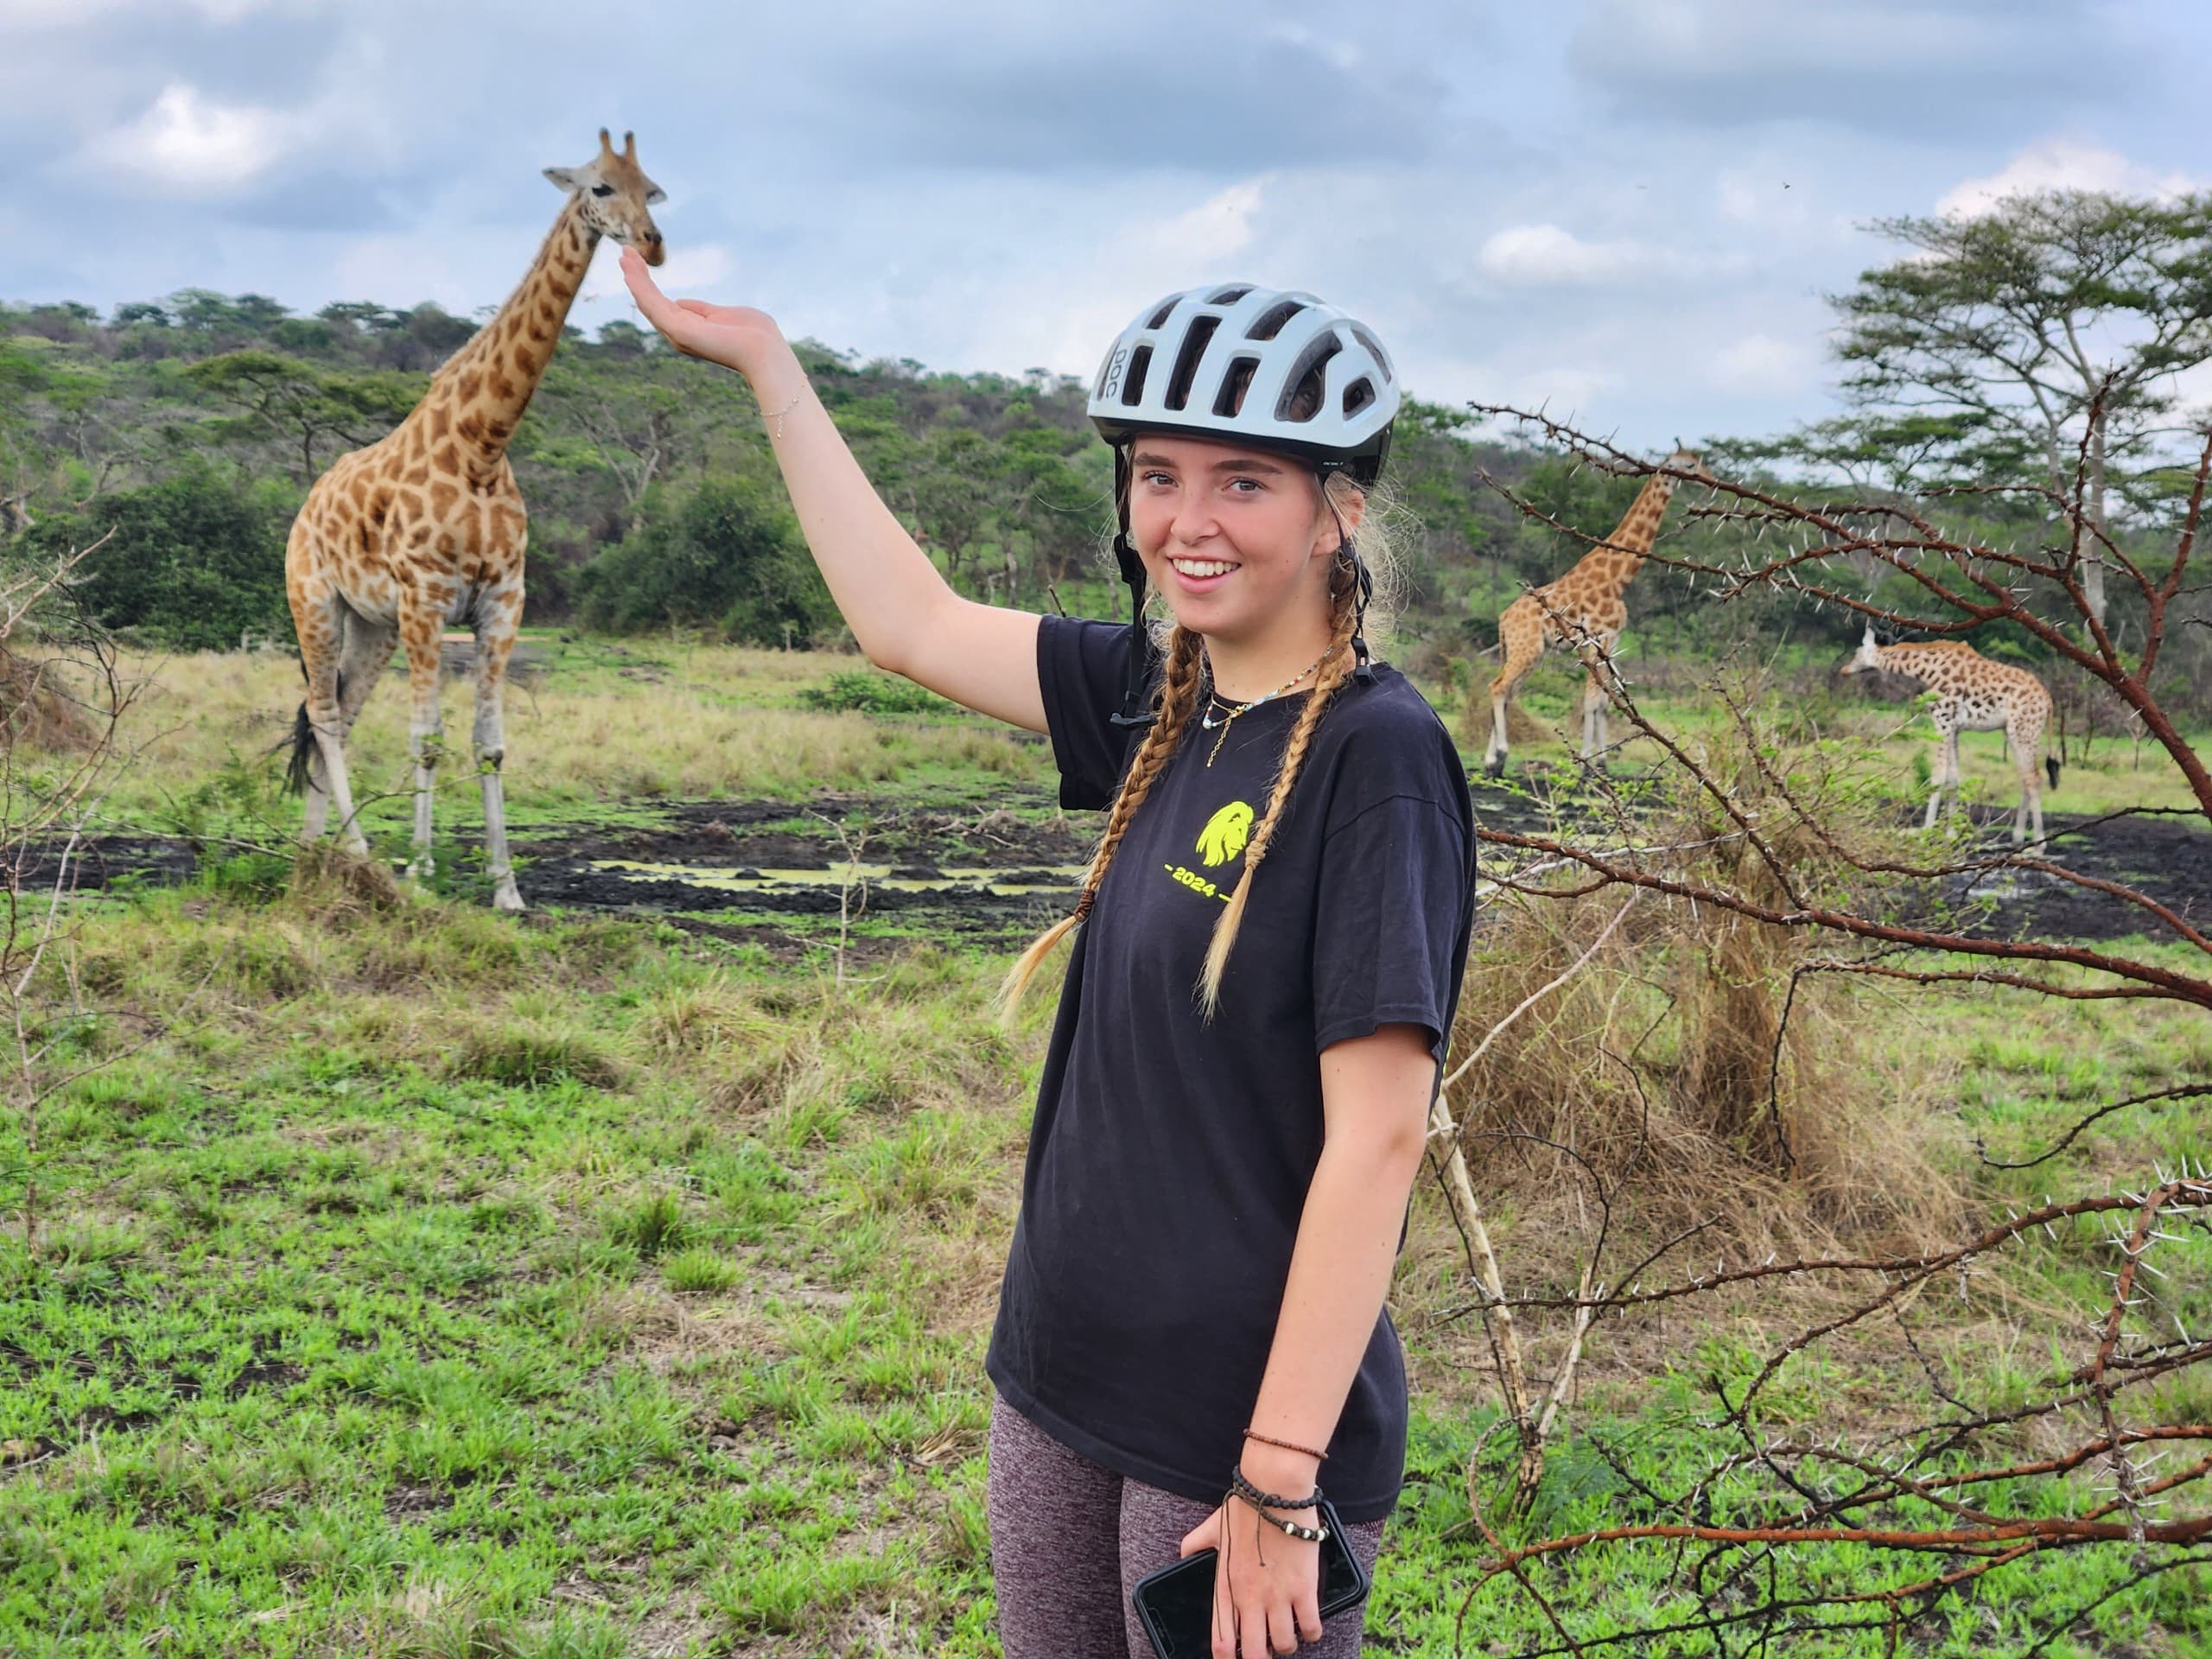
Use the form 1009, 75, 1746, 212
26, 784, 2210, 949
1953, 811, 2211, 944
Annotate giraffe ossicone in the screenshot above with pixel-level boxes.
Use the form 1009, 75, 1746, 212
1841, 624, 2059, 846
284, 130, 669, 911
1478, 448, 1702, 779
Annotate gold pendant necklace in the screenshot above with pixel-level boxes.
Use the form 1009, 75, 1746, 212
1199, 645, 1336, 767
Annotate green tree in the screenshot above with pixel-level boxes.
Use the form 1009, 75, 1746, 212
1834, 189, 2212, 626
573, 479, 833, 646
186, 351, 423, 480
28, 464, 292, 649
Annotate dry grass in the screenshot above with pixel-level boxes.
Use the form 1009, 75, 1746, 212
79, 639, 1046, 819
0, 645, 98, 752
1445, 729, 1968, 1274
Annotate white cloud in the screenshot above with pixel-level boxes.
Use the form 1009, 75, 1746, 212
1708, 332, 1818, 395
86, 82, 293, 194
2, 0, 289, 26
1936, 138, 2202, 218
1143, 180, 1265, 266
1477, 224, 1648, 287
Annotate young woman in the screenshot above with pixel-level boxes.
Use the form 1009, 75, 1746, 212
621, 257, 1476, 1659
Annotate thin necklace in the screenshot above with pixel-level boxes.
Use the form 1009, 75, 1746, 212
1198, 645, 1336, 767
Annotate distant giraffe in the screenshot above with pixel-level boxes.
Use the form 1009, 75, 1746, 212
1841, 625, 2058, 845
283, 130, 666, 910
1480, 448, 1700, 778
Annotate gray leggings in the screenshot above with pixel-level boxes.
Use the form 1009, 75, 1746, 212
988, 1393, 1388, 1659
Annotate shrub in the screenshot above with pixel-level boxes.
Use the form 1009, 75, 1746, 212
27, 463, 293, 651
573, 480, 835, 647
797, 670, 948, 715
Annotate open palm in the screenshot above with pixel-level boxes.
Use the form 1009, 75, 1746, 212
619, 248, 776, 372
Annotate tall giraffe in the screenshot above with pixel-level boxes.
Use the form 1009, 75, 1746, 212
1840, 625, 2058, 845
284, 130, 666, 910
1479, 448, 1700, 778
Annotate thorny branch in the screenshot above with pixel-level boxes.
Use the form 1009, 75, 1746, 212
1435, 410, 2212, 1652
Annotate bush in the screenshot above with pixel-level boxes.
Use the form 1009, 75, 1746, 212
798, 670, 948, 715
28, 464, 293, 651
573, 480, 835, 647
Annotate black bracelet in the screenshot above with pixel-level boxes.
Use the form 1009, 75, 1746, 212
1230, 1465, 1324, 1511
1228, 1482, 1330, 1545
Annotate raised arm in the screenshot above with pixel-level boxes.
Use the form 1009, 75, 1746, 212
619, 250, 1046, 734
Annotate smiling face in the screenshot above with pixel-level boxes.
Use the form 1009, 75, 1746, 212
544, 129, 667, 266
1126, 434, 1357, 650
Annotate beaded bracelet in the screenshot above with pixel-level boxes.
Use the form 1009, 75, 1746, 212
1230, 1465, 1324, 1511
1244, 1427, 1329, 1463
1250, 1508, 1329, 1544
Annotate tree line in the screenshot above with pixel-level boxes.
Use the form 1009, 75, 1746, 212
1, 188, 2207, 718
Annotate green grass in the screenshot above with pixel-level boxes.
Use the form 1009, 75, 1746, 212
2, 635, 2209, 1654
1, 878, 2204, 1655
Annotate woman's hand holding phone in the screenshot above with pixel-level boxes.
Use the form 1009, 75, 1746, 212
1178, 1471, 1325, 1658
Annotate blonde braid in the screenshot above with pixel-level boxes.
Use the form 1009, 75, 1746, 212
1196, 560, 1362, 1019
995, 625, 1206, 1020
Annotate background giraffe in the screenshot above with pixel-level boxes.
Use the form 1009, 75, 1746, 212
1841, 625, 2059, 845
284, 130, 666, 910
1479, 448, 1700, 778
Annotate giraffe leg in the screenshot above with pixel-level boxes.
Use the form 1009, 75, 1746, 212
1485, 599, 1542, 779
397, 605, 447, 882
1921, 731, 1946, 830
1944, 731, 1962, 826
289, 586, 341, 843
1580, 660, 1609, 765
290, 586, 370, 854
470, 590, 525, 912
2012, 717, 2042, 846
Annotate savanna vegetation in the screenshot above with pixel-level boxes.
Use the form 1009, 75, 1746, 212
2, 188, 2210, 1656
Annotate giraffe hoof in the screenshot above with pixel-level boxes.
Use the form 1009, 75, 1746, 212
491, 880, 525, 914
1483, 755, 1505, 779
407, 857, 436, 883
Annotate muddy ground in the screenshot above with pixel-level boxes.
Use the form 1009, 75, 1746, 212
17, 780, 2210, 950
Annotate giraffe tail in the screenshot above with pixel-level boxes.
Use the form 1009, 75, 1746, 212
285, 700, 315, 796
2046, 754, 2061, 790
285, 668, 344, 796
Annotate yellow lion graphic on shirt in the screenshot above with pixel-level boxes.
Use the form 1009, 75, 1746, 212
1196, 801, 1254, 868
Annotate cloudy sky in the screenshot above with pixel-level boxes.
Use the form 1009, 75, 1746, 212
3, 0, 2207, 448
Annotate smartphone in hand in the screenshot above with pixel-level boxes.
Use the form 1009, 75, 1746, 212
1129, 1496, 1369, 1659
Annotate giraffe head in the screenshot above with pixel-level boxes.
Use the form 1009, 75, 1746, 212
1839, 622, 1883, 676
544, 129, 667, 266
1661, 443, 1712, 485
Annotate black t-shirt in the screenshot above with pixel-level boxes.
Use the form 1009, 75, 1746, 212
984, 616, 1477, 1522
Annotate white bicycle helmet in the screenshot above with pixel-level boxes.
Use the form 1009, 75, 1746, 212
1088, 282, 1399, 485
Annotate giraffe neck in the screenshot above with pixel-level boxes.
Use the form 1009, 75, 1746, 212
421, 195, 597, 474
1590, 472, 1678, 580
1875, 644, 1955, 684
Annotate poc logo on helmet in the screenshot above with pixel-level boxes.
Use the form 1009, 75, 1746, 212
1098, 347, 1128, 402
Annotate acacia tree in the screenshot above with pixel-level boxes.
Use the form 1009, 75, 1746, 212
185, 352, 422, 483
1834, 189, 2212, 629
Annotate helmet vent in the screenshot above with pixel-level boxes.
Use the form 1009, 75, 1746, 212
1277, 335, 1340, 423
1164, 317, 1219, 412
1120, 344, 1152, 407
1350, 325, 1394, 381
1214, 356, 1259, 418
1207, 284, 1253, 306
1342, 378, 1376, 418
1146, 298, 1179, 330
1246, 300, 1306, 342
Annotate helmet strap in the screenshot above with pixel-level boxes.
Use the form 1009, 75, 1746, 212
1322, 480, 1376, 685
1109, 444, 1158, 729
